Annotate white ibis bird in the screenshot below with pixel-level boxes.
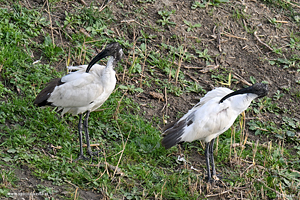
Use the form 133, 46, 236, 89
161, 83, 268, 182
34, 42, 123, 161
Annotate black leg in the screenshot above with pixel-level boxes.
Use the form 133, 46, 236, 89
83, 111, 99, 158
209, 138, 218, 180
74, 114, 89, 161
78, 114, 83, 156
83, 111, 92, 155
205, 142, 212, 182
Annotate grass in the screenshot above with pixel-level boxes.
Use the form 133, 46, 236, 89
0, 0, 300, 199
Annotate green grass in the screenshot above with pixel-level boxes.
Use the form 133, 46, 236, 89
0, 0, 300, 199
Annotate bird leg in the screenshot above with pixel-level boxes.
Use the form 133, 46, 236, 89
83, 111, 100, 158
209, 138, 219, 181
74, 114, 89, 161
205, 142, 212, 182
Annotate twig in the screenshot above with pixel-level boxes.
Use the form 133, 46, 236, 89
139, 43, 148, 88
217, 26, 222, 52
231, 141, 270, 149
99, 0, 112, 12
113, 90, 127, 120
112, 126, 131, 178
182, 65, 203, 69
170, 60, 203, 69
232, 73, 252, 86
200, 65, 219, 73
78, 0, 87, 6
275, 20, 289, 24
240, 163, 255, 177
45, 0, 54, 46
123, 28, 136, 82
205, 190, 232, 197
252, 140, 259, 165
74, 187, 78, 200
282, 0, 300, 8
76, 143, 100, 147
64, 179, 79, 189
161, 87, 168, 113
256, 179, 283, 196
160, 180, 167, 199
184, 71, 199, 83
254, 31, 273, 51
175, 47, 186, 84
222, 32, 248, 40
121, 19, 145, 27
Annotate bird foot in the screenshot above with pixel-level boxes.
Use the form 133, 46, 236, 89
206, 173, 223, 183
73, 150, 101, 162
87, 150, 101, 157
73, 154, 91, 162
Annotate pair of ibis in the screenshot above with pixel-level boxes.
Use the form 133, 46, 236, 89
34, 42, 268, 182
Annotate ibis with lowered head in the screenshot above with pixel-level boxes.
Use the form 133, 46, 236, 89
34, 42, 123, 161
161, 83, 268, 182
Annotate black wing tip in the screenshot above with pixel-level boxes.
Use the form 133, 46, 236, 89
34, 98, 52, 107
34, 78, 64, 107
161, 136, 182, 149
161, 119, 186, 149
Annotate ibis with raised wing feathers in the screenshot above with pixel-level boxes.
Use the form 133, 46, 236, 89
34, 42, 123, 161
161, 83, 268, 182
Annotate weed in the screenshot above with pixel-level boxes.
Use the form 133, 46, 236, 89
192, 0, 229, 9
183, 20, 202, 32
269, 57, 299, 69
157, 10, 176, 27
196, 48, 214, 63
161, 43, 196, 62
41, 35, 64, 61
273, 90, 284, 100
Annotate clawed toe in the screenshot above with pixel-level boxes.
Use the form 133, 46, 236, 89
87, 150, 101, 158
73, 154, 91, 162
73, 150, 101, 162
206, 174, 223, 183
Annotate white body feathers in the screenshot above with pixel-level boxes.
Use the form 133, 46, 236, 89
163, 87, 259, 146
48, 58, 116, 115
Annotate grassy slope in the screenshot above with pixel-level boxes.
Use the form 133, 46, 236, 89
0, 0, 300, 199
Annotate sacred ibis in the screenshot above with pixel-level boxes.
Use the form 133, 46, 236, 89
161, 83, 268, 182
34, 42, 123, 161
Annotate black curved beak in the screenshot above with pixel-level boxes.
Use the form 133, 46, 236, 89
219, 83, 268, 103
85, 49, 109, 73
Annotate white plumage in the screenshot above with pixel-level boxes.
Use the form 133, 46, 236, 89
34, 42, 123, 161
49, 62, 116, 115
161, 83, 268, 182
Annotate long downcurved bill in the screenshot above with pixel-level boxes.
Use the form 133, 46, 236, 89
85, 49, 109, 73
219, 85, 255, 103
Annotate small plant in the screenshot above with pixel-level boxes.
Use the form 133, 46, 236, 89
191, 1, 206, 9
185, 82, 206, 93
268, 17, 277, 24
268, 18, 282, 28
161, 43, 196, 62
157, 10, 176, 27
183, 20, 202, 32
289, 32, 300, 50
196, 48, 214, 63
138, 0, 155, 3
41, 35, 64, 61
269, 58, 298, 69
119, 84, 144, 93
192, 0, 229, 9
273, 90, 284, 100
